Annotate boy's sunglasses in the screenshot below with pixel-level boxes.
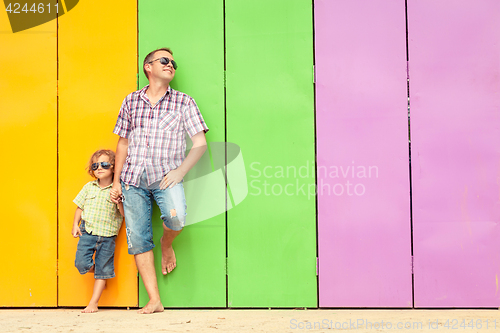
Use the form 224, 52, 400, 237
148, 57, 178, 70
91, 162, 112, 171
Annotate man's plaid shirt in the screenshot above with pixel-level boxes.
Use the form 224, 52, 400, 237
113, 85, 209, 186
74, 181, 123, 237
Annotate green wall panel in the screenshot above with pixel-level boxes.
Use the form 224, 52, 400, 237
138, 0, 226, 307
226, 0, 317, 307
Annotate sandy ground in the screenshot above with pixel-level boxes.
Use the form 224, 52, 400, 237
1, 308, 500, 333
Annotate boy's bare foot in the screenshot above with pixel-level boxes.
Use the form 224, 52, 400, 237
160, 237, 176, 275
137, 300, 164, 314
82, 302, 98, 313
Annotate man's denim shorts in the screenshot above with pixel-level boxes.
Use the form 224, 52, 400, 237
74, 220, 117, 279
122, 172, 187, 255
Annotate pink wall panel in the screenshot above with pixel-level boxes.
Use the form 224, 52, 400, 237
315, 0, 412, 307
409, 0, 500, 307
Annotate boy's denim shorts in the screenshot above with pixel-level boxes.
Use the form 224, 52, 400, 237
74, 220, 116, 279
122, 171, 187, 255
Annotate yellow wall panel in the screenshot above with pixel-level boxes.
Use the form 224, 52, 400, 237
58, 0, 138, 306
0, 12, 57, 305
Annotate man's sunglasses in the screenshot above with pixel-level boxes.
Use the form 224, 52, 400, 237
148, 57, 178, 70
91, 162, 112, 171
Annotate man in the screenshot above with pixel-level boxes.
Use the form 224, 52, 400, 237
111, 47, 208, 314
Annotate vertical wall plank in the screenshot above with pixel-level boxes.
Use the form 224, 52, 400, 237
226, 0, 317, 307
316, 0, 412, 307
58, 0, 138, 307
409, 0, 500, 307
0, 13, 57, 307
138, 0, 226, 307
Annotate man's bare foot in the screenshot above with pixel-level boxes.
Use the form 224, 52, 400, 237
137, 300, 164, 314
160, 237, 176, 275
82, 302, 98, 313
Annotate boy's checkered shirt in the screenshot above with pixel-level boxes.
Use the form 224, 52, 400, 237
73, 181, 123, 237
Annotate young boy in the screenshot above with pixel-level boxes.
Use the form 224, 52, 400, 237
72, 149, 124, 313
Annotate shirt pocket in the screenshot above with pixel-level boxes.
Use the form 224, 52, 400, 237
106, 196, 118, 208
85, 194, 97, 201
159, 110, 181, 132
84, 194, 96, 208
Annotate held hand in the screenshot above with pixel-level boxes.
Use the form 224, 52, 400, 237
160, 169, 185, 189
110, 188, 121, 202
110, 183, 122, 204
72, 224, 82, 238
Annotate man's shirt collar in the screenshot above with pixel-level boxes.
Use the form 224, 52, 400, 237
140, 85, 172, 105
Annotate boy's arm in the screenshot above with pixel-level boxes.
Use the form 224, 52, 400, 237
160, 131, 207, 189
111, 137, 129, 203
72, 207, 83, 237
117, 202, 124, 217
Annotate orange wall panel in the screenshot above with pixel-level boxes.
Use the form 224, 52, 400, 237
58, 0, 138, 307
0, 12, 57, 306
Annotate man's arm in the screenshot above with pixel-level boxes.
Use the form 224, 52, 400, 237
111, 137, 129, 203
160, 131, 207, 189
